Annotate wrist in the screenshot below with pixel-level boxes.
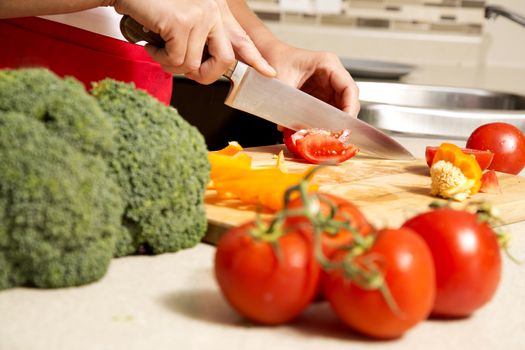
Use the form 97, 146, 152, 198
251, 32, 289, 58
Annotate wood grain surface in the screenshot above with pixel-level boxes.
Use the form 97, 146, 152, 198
204, 145, 525, 243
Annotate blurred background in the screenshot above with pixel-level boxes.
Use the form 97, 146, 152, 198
172, 0, 525, 150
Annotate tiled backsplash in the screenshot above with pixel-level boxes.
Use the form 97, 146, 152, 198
249, 0, 486, 35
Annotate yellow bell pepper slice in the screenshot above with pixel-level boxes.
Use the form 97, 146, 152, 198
208, 142, 318, 211
213, 141, 244, 156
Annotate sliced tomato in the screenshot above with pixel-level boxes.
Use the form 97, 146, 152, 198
283, 128, 299, 156
283, 128, 359, 164
479, 170, 502, 194
425, 146, 494, 170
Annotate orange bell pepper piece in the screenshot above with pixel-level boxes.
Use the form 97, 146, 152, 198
432, 143, 483, 194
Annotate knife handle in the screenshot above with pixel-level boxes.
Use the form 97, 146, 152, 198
119, 15, 237, 78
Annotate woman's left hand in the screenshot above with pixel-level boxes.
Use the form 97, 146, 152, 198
263, 43, 360, 118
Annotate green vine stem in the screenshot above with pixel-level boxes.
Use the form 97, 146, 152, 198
430, 200, 521, 264
244, 166, 401, 315
282, 166, 401, 316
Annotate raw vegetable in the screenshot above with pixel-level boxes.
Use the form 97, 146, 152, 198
0, 68, 210, 290
425, 146, 493, 170
282, 128, 359, 164
208, 143, 318, 211
214, 141, 244, 156
479, 170, 502, 194
429, 143, 482, 201
322, 228, 436, 339
214, 218, 320, 325
466, 122, 525, 175
0, 69, 123, 290
286, 193, 373, 258
402, 206, 502, 317
92, 79, 210, 255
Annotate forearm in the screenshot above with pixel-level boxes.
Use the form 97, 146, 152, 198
225, 0, 284, 54
0, 0, 113, 19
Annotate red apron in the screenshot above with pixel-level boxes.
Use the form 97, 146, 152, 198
0, 16, 172, 104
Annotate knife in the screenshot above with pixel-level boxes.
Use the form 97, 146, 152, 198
120, 15, 414, 160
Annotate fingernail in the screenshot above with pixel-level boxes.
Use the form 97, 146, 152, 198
263, 61, 277, 76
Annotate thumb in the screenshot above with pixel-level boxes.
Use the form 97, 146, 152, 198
232, 34, 276, 77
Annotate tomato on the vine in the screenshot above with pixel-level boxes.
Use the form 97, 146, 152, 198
466, 122, 525, 174
282, 128, 359, 164
402, 207, 501, 317
286, 193, 373, 257
214, 219, 320, 325
322, 228, 436, 339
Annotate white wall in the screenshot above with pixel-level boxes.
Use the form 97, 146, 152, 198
263, 0, 525, 68
483, 0, 525, 68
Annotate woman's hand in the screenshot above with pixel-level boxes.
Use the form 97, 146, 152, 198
113, 0, 274, 84
263, 42, 360, 118
214, 0, 276, 77
113, 0, 235, 84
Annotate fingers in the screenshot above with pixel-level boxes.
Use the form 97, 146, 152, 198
317, 53, 359, 117
186, 22, 235, 84
214, 0, 276, 77
230, 32, 276, 77
330, 65, 360, 117
133, 0, 235, 84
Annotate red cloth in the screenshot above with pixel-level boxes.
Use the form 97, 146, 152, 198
0, 17, 172, 104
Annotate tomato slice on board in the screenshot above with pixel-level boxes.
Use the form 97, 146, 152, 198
425, 146, 494, 170
283, 128, 359, 164
479, 170, 502, 194
283, 128, 300, 156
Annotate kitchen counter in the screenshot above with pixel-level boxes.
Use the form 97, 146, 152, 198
1, 135, 524, 350
400, 64, 525, 96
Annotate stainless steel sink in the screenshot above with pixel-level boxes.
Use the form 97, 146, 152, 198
357, 81, 525, 139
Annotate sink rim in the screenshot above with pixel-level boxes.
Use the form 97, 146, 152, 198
356, 81, 525, 111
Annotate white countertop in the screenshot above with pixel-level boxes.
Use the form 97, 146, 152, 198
1, 135, 524, 350
400, 64, 525, 96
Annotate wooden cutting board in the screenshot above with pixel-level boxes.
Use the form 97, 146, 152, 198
204, 145, 525, 243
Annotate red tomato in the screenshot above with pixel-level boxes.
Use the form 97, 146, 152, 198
214, 220, 320, 325
425, 146, 494, 170
466, 122, 525, 174
322, 228, 436, 339
479, 170, 502, 194
402, 208, 501, 317
287, 193, 373, 257
283, 127, 299, 156
282, 128, 359, 164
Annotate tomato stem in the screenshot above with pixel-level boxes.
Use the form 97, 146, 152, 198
255, 165, 402, 315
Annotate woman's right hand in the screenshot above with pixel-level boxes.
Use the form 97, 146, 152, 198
113, 0, 274, 84
113, 0, 235, 84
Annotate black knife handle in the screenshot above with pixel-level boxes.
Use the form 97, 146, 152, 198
119, 15, 236, 78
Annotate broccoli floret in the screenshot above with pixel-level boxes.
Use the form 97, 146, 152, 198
92, 79, 210, 255
0, 112, 123, 289
0, 68, 115, 157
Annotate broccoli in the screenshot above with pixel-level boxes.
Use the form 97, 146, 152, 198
0, 68, 115, 157
92, 79, 210, 255
0, 112, 123, 289
0, 69, 211, 290
0, 68, 124, 290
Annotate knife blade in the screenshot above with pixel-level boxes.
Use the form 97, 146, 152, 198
120, 15, 414, 160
